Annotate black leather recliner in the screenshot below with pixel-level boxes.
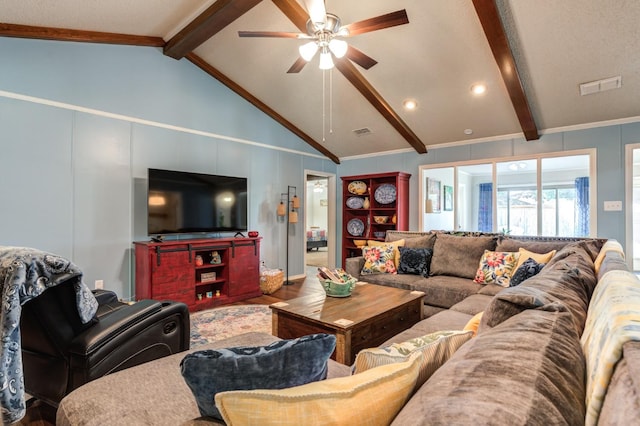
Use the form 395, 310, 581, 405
20, 281, 190, 407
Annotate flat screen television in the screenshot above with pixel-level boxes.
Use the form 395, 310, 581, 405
147, 168, 248, 236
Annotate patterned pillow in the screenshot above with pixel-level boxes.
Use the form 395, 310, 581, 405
361, 245, 397, 275
509, 258, 545, 287
397, 247, 432, 277
354, 330, 472, 388
215, 353, 422, 426
473, 250, 520, 287
180, 334, 336, 419
367, 239, 404, 267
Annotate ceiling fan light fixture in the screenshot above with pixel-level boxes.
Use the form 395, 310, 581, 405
328, 39, 348, 58
299, 41, 319, 61
319, 50, 334, 70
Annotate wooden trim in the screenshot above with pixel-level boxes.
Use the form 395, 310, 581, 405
164, 0, 263, 59
186, 53, 340, 164
0, 23, 164, 46
271, 0, 309, 32
334, 58, 427, 154
472, 0, 539, 141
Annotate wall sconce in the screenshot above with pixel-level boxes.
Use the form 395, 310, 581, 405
277, 201, 286, 217
425, 199, 434, 214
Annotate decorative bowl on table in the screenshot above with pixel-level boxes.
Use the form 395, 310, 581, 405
248, 231, 259, 237
373, 215, 388, 224
322, 277, 357, 298
353, 239, 366, 247
373, 231, 386, 239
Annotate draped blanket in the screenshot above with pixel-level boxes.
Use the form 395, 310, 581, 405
581, 269, 640, 426
0, 246, 98, 424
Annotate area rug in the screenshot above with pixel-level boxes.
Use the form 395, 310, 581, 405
190, 304, 272, 348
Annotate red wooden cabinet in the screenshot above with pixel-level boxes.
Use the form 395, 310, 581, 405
340, 172, 411, 267
134, 237, 262, 312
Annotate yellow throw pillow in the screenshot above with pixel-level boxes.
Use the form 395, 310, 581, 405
515, 248, 557, 270
354, 330, 472, 388
215, 352, 422, 426
368, 238, 405, 267
593, 240, 624, 274
463, 312, 484, 337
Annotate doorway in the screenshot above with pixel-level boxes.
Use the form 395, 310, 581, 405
304, 171, 336, 273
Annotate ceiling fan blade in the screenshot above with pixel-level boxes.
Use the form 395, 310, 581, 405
346, 45, 377, 70
287, 57, 308, 73
302, 0, 327, 27
238, 30, 309, 38
344, 9, 409, 36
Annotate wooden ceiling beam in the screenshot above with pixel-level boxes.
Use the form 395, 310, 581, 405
164, 0, 263, 59
274, 0, 426, 155
187, 53, 340, 164
334, 59, 427, 154
0, 23, 164, 46
472, 0, 539, 141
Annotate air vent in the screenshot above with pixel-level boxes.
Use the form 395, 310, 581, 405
579, 76, 622, 96
353, 127, 373, 136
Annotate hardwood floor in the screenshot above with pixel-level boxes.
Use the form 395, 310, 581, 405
20, 270, 321, 425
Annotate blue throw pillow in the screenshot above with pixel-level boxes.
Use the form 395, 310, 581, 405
398, 247, 432, 277
509, 258, 545, 287
180, 333, 336, 420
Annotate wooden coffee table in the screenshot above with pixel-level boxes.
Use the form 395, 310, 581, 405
270, 282, 424, 365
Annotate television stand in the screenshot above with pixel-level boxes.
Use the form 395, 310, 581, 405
134, 237, 261, 312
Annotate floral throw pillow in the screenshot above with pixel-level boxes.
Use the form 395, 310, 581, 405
361, 245, 397, 275
473, 250, 519, 287
509, 257, 545, 287
397, 247, 432, 277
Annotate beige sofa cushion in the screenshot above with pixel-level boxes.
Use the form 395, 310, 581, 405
480, 243, 597, 336
391, 309, 586, 426
430, 234, 497, 279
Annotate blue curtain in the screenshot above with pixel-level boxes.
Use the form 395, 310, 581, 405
575, 177, 589, 236
478, 183, 493, 232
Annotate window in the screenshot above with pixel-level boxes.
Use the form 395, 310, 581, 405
420, 150, 595, 237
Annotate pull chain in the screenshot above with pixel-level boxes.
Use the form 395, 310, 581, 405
329, 68, 333, 134
322, 69, 326, 142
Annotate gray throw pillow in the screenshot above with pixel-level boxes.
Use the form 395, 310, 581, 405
180, 333, 336, 419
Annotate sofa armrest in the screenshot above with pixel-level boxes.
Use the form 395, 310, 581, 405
345, 256, 365, 280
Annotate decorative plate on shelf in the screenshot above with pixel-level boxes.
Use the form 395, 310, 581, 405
347, 181, 367, 195
346, 196, 364, 209
346, 218, 365, 236
374, 184, 397, 204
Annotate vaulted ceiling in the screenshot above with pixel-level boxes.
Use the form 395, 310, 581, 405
2, 0, 639, 164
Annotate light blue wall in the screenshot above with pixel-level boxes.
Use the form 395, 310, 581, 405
338, 123, 640, 265
3, 37, 640, 287
0, 37, 336, 298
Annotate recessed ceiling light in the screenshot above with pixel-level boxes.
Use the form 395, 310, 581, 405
471, 84, 487, 95
464, 129, 473, 135
402, 99, 418, 110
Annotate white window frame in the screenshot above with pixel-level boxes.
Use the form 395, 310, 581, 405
419, 148, 597, 236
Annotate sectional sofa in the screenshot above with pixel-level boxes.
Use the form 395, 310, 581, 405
56, 232, 640, 425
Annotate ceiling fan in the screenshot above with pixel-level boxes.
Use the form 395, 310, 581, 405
238, 0, 409, 73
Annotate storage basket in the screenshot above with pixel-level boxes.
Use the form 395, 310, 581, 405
260, 269, 284, 294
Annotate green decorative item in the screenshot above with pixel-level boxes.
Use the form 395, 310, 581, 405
322, 277, 357, 298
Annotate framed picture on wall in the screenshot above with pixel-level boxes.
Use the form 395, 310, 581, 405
443, 185, 453, 211
427, 178, 441, 213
